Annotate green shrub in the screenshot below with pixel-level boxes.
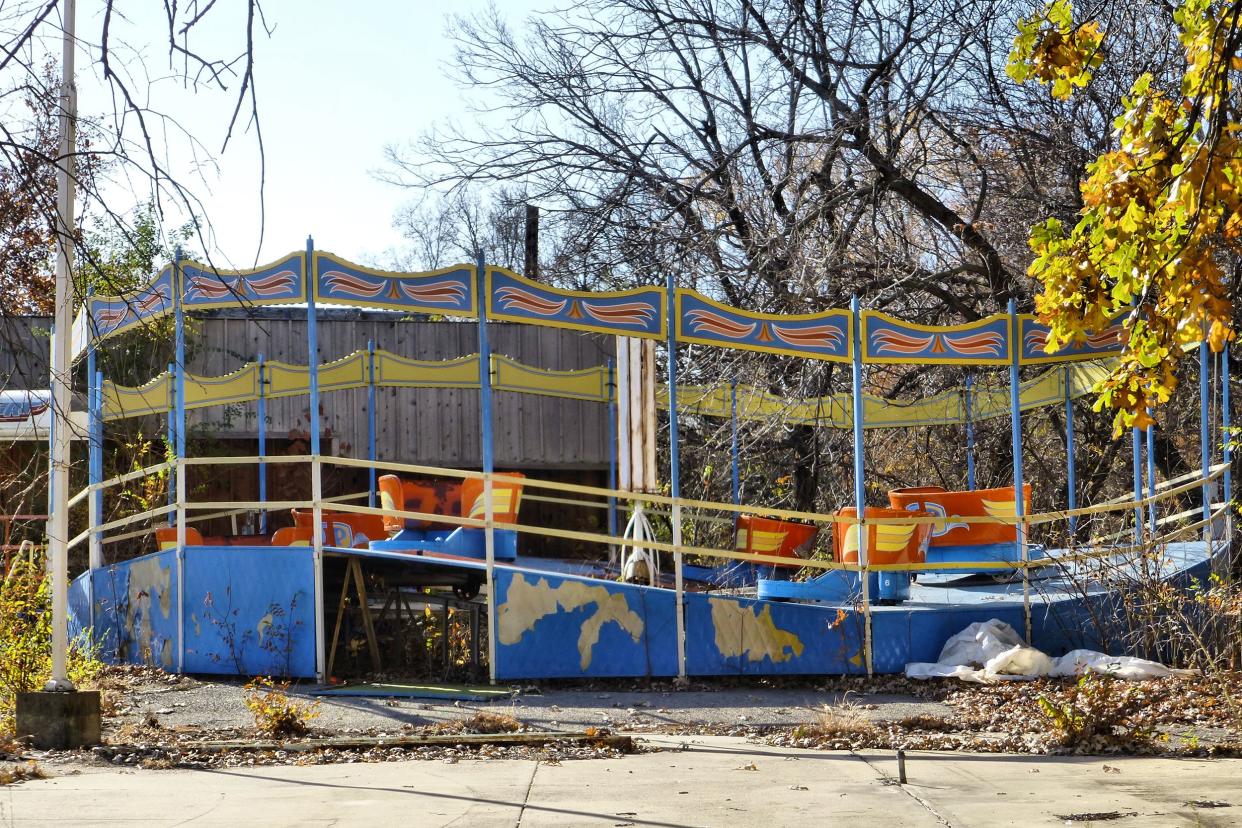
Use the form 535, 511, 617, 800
0, 556, 102, 732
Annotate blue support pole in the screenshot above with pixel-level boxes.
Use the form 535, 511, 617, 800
367, 339, 377, 508
1131, 426, 1143, 544
849, 296, 871, 674
1146, 413, 1157, 536
90, 370, 103, 566
476, 253, 498, 683
166, 360, 176, 526
730, 380, 741, 505
1064, 366, 1078, 536
606, 358, 618, 541
1129, 299, 1143, 544
964, 372, 976, 491
1200, 339, 1212, 539
666, 271, 686, 679
173, 248, 187, 673
1223, 347, 1232, 524
306, 236, 326, 682
477, 258, 495, 478
46, 324, 55, 554
87, 294, 103, 569
1008, 299, 1030, 642
257, 353, 267, 536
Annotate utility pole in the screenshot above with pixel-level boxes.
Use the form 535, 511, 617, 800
524, 204, 539, 279
47, 0, 77, 693
18, 0, 102, 749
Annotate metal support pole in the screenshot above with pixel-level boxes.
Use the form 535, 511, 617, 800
1064, 366, 1077, 536
476, 254, 499, 684
1222, 347, 1233, 546
850, 297, 872, 675
367, 340, 377, 508
257, 354, 267, 535
89, 369, 102, 630
46, 323, 55, 579
964, 372, 976, 490
1146, 413, 1157, 537
730, 380, 741, 505
1200, 339, 1213, 543
606, 358, 618, 541
167, 361, 176, 527
87, 353, 102, 570
1008, 299, 1030, 643
173, 249, 187, 673
86, 290, 100, 570
666, 273, 686, 680
1131, 426, 1143, 544
307, 237, 326, 681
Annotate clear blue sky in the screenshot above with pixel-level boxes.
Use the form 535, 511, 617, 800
81, 0, 542, 268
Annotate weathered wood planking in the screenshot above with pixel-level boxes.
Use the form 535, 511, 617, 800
184, 312, 613, 469
1, 312, 613, 468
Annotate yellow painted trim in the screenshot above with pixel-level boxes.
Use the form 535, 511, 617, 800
492, 355, 609, 401
377, 352, 480, 388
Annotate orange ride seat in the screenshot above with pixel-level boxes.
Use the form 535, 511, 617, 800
461, 472, 525, 524
734, 515, 817, 568
155, 526, 204, 550
833, 507, 932, 566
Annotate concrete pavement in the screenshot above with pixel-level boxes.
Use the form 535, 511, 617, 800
2, 736, 1238, 827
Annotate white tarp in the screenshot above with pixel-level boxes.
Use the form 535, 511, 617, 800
905, 619, 1194, 683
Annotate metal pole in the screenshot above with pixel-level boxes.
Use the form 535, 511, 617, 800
1222, 347, 1232, 544
1200, 339, 1213, 543
307, 237, 326, 681
606, 358, 618, 541
1008, 299, 1030, 643
476, 254, 499, 684
666, 272, 686, 680
964, 372, 976, 490
1131, 426, 1143, 544
1146, 413, 1157, 536
167, 361, 176, 527
87, 342, 102, 570
1064, 366, 1077, 536
90, 371, 102, 560
46, 0, 76, 690
173, 249, 187, 673
86, 289, 99, 570
46, 323, 55, 578
730, 380, 741, 505
850, 296, 872, 675
367, 340, 377, 508
257, 353, 267, 535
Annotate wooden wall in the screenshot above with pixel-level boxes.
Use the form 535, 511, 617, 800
3, 312, 614, 468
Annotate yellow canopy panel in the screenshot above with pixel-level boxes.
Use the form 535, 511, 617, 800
102, 349, 1114, 429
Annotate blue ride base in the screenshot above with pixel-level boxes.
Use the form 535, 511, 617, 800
70, 540, 1221, 680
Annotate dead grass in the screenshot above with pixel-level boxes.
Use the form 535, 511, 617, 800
0, 761, 45, 785
427, 710, 524, 736
790, 702, 880, 743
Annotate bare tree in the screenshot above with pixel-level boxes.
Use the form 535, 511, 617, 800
383, 0, 1198, 512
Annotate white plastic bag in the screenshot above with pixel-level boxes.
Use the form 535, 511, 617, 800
905, 619, 1191, 682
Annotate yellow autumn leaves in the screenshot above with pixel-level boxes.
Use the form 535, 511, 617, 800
1007, 0, 1104, 99
1009, 0, 1237, 430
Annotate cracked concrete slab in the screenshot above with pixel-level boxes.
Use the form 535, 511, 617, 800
4, 736, 1239, 827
